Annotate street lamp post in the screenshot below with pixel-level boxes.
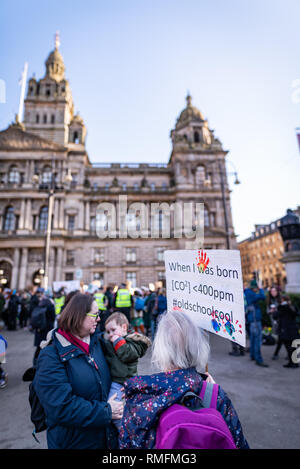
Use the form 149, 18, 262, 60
204, 160, 240, 250
33, 163, 72, 290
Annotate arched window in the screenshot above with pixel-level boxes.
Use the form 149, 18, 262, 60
51, 114, 55, 124
150, 183, 156, 191
133, 183, 139, 191
8, 166, 20, 184
73, 131, 79, 144
43, 114, 47, 124
39, 206, 48, 231
194, 131, 200, 143
42, 166, 52, 184
36, 114, 40, 123
3, 206, 16, 231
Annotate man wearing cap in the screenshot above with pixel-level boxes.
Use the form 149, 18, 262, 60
244, 279, 269, 367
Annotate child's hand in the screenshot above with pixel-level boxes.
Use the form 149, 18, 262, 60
110, 334, 121, 343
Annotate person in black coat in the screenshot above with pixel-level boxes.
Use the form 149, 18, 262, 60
33, 288, 55, 366
275, 296, 300, 368
7, 291, 20, 330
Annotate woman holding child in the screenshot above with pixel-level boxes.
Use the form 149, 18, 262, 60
33, 293, 123, 449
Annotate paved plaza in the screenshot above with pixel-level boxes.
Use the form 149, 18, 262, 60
0, 327, 299, 449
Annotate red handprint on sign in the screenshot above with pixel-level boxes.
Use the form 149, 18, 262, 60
196, 250, 210, 273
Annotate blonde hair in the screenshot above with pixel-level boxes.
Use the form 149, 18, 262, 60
105, 312, 129, 329
152, 310, 210, 373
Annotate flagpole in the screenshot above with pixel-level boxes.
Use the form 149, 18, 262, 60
18, 62, 28, 122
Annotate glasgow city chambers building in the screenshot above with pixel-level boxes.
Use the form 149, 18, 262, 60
0, 40, 236, 291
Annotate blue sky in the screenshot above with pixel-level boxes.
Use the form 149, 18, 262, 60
1, 0, 300, 241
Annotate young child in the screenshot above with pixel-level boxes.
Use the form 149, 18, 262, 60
102, 312, 151, 429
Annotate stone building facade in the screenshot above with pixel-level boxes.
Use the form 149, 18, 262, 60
238, 207, 300, 289
0, 40, 236, 290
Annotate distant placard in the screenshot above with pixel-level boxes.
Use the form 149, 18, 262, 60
53, 280, 80, 294
164, 249, 246, 346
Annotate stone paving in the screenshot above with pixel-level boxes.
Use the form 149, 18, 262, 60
1, 327, 299, 449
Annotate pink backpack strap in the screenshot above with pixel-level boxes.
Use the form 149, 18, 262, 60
199, 381, 219, 409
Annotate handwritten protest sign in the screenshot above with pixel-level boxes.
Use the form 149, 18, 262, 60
164, 249, 246, 347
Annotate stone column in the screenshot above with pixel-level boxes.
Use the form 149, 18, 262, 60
59, 199, 65, 229
18, 200, 26, 230
11, 248, 20, 289
53, 198, 59, 229
85, 201, 90, 231
55, 247, 63, 281
78, 202, 84, 230
19, 248, 28, 289
24, 199, 32, 230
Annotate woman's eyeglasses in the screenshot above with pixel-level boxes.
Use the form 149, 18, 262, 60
86, 312, 100, 319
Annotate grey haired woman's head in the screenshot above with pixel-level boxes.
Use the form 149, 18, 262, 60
151, 310, 210, 373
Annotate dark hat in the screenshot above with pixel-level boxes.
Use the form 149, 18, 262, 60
249, 279, 258, 289
36, 287, 45, 294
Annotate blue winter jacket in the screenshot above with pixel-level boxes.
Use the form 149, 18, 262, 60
244, 288, 265, 323
157, 295, 167, 314
34, 328, 117, 449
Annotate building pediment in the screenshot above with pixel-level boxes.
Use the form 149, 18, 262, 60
0, 123, 66, 152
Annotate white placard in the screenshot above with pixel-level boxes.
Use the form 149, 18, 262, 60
53, 280, 81, 294
164, 249, 246, 346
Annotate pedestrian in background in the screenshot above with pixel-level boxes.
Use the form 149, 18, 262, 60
7, 290, 19, 330
132, 289, 145, 334
113, 283, 133, 324
32, 288, 55, 367
105, 286, 114, 312
244, 279, 269, 367
0, 334, 8, 389
151, 288, 167, 340
267, 286, 282, 360
275, 295, 299, 369
19, 290, 31, 328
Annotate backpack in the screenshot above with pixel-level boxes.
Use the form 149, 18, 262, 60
155, 381, 236, 449
29, 376, 47, 443
28, 339, 55, 443
30, 305, 47, 330
135, 297, 145, 311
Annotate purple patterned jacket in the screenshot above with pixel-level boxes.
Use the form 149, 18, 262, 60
119, 367, 249, 449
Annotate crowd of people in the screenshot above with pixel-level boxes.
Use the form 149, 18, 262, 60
229, 279, 300, 369
0, 278, 299, 449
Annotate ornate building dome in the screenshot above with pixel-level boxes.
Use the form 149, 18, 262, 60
45, 33, 65, 82
175, 94, 205, 129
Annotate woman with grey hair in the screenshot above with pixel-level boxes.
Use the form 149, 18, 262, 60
119, 310, 249, 449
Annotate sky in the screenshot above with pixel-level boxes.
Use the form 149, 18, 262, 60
1, 0, 299, 242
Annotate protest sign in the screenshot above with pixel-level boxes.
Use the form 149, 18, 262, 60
164, 249, 246, 346
53, 280, 80, 294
